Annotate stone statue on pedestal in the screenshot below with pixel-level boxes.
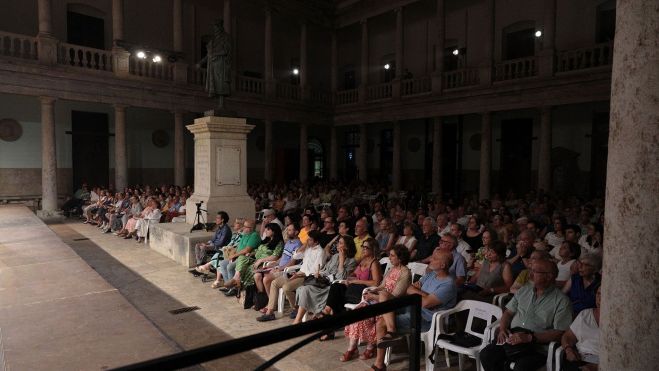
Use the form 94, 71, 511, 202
198, 19, 232, 110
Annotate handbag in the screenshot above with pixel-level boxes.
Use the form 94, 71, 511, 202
501, 328, 534, 359
239, 285, 256, 309
303, 275, 331, 289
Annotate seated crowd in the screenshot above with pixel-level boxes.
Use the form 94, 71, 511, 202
70, 179, 604, 370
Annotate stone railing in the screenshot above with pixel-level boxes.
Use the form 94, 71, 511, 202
236, 75, 265, 95
188, 66, 206, 86
309, 89, 332, 105
401, 76, 432, 96
129, 56, 174, 81
557, 42, 613, 73
366, 82, 392, 101
443, 68, 480, 89
494, 56, 537, 81
58, 42, 112, 71
0, 31, 38, 60
336, 88, 359, 105
276, 82, 301, 101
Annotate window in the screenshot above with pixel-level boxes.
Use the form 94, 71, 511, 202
67, 11, 104, 49
504, 28, 535, 60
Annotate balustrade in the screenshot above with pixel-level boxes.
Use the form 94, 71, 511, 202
309, 89, 332, 105
557, 42, 613, 73
129, 57, 173, 80
443, 68, 479, 89
276, 82, 301, 100
494, 56, 537, 81
401, 76, 432, 96
236, 75, 265, 95
366, 82, 392, 101
336, 89, 359, 105
58, 42, 112, 71
0, 31, 38, 60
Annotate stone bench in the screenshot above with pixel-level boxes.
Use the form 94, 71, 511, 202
148, 223, 214, 267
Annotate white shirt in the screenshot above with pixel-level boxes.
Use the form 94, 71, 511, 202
578, 235, 602, 256
456, 239, 472, 266
570, 308, 600, 364
299, 244, 326, 276
397, 235, 417, 250
437, 223, 451, 236
557, 259, 576, 281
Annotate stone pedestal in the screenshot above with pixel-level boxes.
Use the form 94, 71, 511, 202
186, 115, 255, 225
112, 47, 131, 78
37, 34, 58, 65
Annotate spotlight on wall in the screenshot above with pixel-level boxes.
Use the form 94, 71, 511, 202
136, 51, 147, 59
452, 49, 460, 56
384, 63, 391, 70
292, 68, 299, 75
535, 30, 543, 38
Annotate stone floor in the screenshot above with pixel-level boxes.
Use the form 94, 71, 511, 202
1, 205, 473, 370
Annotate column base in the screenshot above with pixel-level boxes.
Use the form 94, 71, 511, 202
37, 209, 65, 221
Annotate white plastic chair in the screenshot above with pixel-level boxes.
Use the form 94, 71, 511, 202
407, 262, 429, 281
380, 257, 391, 275
276, 265, 301, 315
433, 300, 502, 371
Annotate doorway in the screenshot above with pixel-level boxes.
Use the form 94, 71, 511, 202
71, 111, 109, 190
67, 11, 105, 49
500, 119, 533, 194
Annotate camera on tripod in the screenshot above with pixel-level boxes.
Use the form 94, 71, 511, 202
196, 201, 203, 208
191, 200, 209, 232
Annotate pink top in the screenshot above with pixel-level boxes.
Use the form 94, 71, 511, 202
353, 259, 374, 281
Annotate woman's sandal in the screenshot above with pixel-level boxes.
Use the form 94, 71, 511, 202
339, 348, 358, 362
211, 281, 221, 289
360, 347, 375, 360
369, 364, 386, 371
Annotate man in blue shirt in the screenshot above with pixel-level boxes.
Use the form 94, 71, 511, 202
371, 251, 457, 371
192, 211, 232, 266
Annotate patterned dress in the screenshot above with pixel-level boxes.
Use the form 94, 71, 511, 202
344, 266, 403, 343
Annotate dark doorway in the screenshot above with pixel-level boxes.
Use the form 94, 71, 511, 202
424, 121, 458, 198
67, 11, 105, 49
344, 70, 356, 90
590, 112, 609, 197
500, 119, 533, 194
504, 28, 535, 60
343, 129, 359, 180
380, 129, 393, 180
274, 148, 298, 184
596, 4, 616, 43
71, 111, 109, 190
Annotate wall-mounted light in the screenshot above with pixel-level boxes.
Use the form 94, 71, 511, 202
452, 49, 460, 56
292, 68, 299, 75
152, 55, 162, 63
136, 51, 147, 59
535, 30, 543, 38
384, 63, 391, 70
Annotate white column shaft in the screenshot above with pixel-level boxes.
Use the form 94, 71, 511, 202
114, 105, 128, 191
112, 0, 124, 42
173, 0, 183, 52
174, 111, 185, 186
37, 0, 53, 35
40, 97, 57, 212
395, 8, 404, 78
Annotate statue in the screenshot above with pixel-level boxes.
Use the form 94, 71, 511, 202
198, 19, 232, 110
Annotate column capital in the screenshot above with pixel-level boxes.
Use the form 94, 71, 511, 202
39, 96, 56, 105
113, 103, 129, 110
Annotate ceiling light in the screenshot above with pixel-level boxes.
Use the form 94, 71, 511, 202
384, 63, 390, 70
292, 68, 299, 75
452, 49, 459, 56
136, 51, 146, 59
152, 55, 162, 63
535, 30, 542, 38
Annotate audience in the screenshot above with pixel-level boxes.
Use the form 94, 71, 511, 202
563, 253, 602, 316
561, 286, 601, 371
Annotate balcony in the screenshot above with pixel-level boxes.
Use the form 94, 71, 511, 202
443, 68, 479, 90
336, 88, 359, 105
366, 82, 392, 101
0, 31, 38, 61
557, 42, 613, 73
58, 43, 112, 72
494, 56, 538, 81
401, 76, 431, 97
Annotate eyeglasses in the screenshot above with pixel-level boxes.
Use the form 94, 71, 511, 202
531, 270, 552, 275
362, 244, 371, 249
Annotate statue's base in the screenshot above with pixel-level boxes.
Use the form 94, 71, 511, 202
204, 109, 238, 117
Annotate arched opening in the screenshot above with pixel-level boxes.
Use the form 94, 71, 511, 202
67, 3, 106, 49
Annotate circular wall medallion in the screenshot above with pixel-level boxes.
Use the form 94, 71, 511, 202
152, 130, 170, 148
0, 118, 22, 142
470, 133, 482, 150
407, 137, 421, 152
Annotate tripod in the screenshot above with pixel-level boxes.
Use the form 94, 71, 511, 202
190, 201, 207, 232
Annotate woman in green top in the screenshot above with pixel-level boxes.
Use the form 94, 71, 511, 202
225, 223, 282, 293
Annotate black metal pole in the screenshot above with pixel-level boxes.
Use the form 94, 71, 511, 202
408, 293, 422, 371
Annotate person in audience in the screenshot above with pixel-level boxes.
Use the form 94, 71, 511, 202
509, 250, 552, 294
120, 197, 156, 240
324, 220, 351, 256
556, 241, 581, 287
192, 211, 232, 267
507, 230, 536, 278
238, 223, 284, 294
340, 245, 412, 362
116, 196, 143, 237
545, 216, 567, 256
218, 219, 260, 295
192, 217, 244, 284
135, 199, 162, 243
336, 205, 354, 233
321, 238, 383, 321
370, 251, 457, 371
293, 235, 357, 324
396, 222, 418, 258
561, 286, 601, 371
415, 217, 440, 263
480, 259, 573, 371
318, 216, 337, 249
353, 218, 373, 260
374, 218, 396, 257
563, 253, 602, 316
62, 182, 90, 217
491, 214, 510, 244
102, 192, 126, 233
427, 234, 466, 287
257, 230, 326, 322
436, 213, 451, 236
472, 229, 496, 271
257, 223, 302, 305
462, 240, 513, 302
449, 223, 472, 267
579, 223, 603, 256
259, 209, 283, 240
463, 215, 484, 253
298, 214, 312, 245
82, 188, 103, 224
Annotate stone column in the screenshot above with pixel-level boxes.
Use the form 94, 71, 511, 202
538, 0, 556, 77
432, 0, 445, 94
38, 96, 59, 217
329, 126, 338, 180
37, 0, 57, 65
538, 106, 552, 192
479, 112, 492, 200
264, 119, 273, 182
173, 0, 183, 52
602, 2, 659, 370
392, 7, 404, 99
114, 104, 128, 192
331, 31, 338, 95
111, 0, 130, 77
223, 0, 231, 34
264, 7, 274, 97
300, 22, 309, 99
174, 110, 185, 187
479, 0, 495, 85
299, 123, 308, 182
358, 123, 368, 181
359, 19, 368, 103
392, 121, 402, 190
432, 117, 443, 196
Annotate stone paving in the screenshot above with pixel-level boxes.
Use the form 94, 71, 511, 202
47, 219, 434, 371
